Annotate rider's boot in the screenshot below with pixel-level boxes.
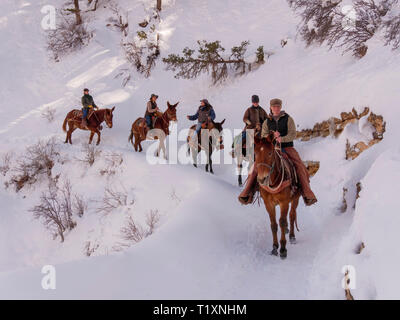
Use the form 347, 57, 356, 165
238, 166, 258, 205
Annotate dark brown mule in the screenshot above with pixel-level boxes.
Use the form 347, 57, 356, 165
253, 132, 302, 259
129, 102, 178, 158
187, 119, 225, 174
62, 107, 115, 145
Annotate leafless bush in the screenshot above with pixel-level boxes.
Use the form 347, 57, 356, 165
120, 210, 160, 244
30, 179, 84, 242
41, 107, 56, 123
78, 144, 101, 166
288, 0, 399, 57
170, 187, 181, 204
10, 138, 60, 191
84, 240, 100, 256
97, 185, 128, 214
0, 152, 13, 176
47, 11, 92, 61
74, 194, 87, 217
100, 152, 123, 176
106, 4, 129, 37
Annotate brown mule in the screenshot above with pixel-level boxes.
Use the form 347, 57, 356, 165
186, 119, 225, 174
129, 102, 178, 157
62, 107, 115, 145
251, 132, 302, 259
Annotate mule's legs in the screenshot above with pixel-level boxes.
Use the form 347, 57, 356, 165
264, 199, 279, 256
289, 195, 300, 244
238, 163, 243, 186
133, 134, 139, 151
95, 129, 101, 145
89, 131, 95, 144
67, 125, 76, 145
191, 146, 198, 168
160, 138, 167, 160
279, 202, 289, 259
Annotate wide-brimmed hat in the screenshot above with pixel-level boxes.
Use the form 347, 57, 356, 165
150, 94, 159, 99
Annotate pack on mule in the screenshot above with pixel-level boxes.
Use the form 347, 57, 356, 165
62, 107, 115, 145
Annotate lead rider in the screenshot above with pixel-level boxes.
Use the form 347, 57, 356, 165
239, 98, 317, 206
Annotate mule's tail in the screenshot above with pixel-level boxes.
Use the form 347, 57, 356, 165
128, 130, 134, 145
62, 115, 68, 132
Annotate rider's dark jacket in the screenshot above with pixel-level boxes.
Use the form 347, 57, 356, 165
243, 105, 268, 130
188, 104, 216, 123
81, 94, 98, 109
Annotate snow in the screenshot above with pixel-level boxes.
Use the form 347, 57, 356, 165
0, 0, 399, 299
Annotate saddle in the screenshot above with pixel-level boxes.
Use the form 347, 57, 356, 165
138, 115, 158, 139
73, 109, 95, 120
280, 150, 299, 194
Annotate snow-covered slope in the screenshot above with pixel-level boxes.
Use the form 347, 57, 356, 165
0, 0, 399, 299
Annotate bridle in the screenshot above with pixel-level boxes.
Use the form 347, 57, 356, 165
256, 137, 286, 192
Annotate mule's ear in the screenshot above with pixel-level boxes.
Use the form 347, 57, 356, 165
167, 101, 171, 107
174, 101, 179, 107
265, 131, 274, 143
254, 135, 262, 145
220, 118, 225, 125
111, 106, 115, 112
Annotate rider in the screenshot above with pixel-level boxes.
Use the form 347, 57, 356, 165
187, 99, 216, 142
262, 98, 317, 206
238, 98, 317, 206
81, 88, 98, 127
145, 94, 160, 129
242, 95, 268, 142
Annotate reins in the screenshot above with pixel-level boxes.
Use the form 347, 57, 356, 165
256, 138, 287, 192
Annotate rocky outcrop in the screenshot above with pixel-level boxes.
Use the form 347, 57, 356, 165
296, 107, 386, 160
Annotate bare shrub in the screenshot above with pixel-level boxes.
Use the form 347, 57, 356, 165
100, 152, 123, 176
0, 152, 13, 176
78, 144, 101, 166
106, 4, 129, 37
120, 210, 160, 244
97, 185, 128, 214
29, 179, 84, 242
119, 34, 160, 84
74, 194, 87, 217
10, 138, 60, 191
170, 187, 181, 204
47, 11, 92, 61
84, 240, 100, 257
41, 107, 57, 123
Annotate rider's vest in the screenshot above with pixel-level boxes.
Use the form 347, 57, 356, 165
266, 113, 294, 148
145, 101, 158, 117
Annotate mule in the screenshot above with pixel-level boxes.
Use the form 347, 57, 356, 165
62, 107, 115, 145
231, 132, 256, 186
187, 119, 225, 174
254, 132, 302, 259
129, 102, 178, 158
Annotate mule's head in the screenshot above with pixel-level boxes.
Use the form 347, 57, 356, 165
166, 101, 178, 122
212, 118, 225, 149
254, 132, 275, 185
105, 106, 115, 128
